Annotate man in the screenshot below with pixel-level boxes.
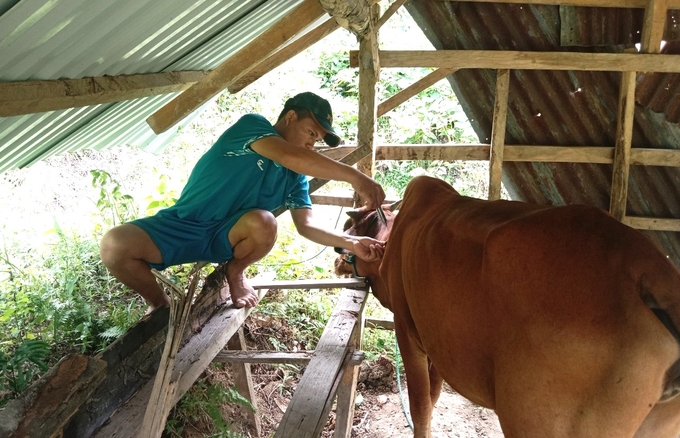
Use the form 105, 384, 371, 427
100, 92, 386, 311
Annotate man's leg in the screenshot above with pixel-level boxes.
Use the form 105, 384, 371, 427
227, 210, 277, 308
100, 223, 168, 310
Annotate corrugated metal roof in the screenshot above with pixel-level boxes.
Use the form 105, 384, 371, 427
0, 0, 305, 173
405, 1, 680, 264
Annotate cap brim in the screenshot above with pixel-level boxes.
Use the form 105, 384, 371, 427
310, 112, 341, 147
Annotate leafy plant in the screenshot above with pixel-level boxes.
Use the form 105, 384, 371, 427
168, 379, 251, 438
90, 169, 138, 232
0, 340, 49, 398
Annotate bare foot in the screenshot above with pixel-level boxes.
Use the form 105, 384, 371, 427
226, 262, 258, 308
144, 298, 170, 316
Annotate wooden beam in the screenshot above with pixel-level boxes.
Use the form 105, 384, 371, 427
641, 0, 668, 54
274, 288, 368, 438
0, 354, 106, 438
213, 350, 365, 365
250, 277, 367, 290
355, 3, 380, 204
377, 0, 409, 29
377, 68, 457, 117
229, 17, 340, 94
365, 318, 395, 330
609, 69, 637, 221
334, 308, 363, 438
227, 328, 261, 437
0, 71, 208, 117
374, 144, 680, 166
623, 216, 680, 231
432, 0, 680, 7
488, 69, 510, 200
349, 50, 680, 73
147, 0, 326, 134
319, 0, 371, 36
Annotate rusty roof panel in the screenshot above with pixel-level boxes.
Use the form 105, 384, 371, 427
406, 0, 680, 265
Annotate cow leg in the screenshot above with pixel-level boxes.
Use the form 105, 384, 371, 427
396, 323, 434, 438
634, 395, 680, 438
428, 359, 443, 407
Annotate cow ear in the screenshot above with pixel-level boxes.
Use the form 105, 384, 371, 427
346, 210, 363, 220
388, 200, 402, 211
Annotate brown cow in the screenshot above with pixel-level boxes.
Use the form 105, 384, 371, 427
335, 175, 680, 438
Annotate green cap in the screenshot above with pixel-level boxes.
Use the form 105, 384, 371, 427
284, 92, 341, 147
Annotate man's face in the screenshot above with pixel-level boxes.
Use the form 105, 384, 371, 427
283, 111, 326, 150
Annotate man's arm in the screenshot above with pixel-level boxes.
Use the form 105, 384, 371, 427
290, 208, 384, 262
250, 136, 385, 209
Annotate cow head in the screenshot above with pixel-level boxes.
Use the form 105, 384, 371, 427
334, 202, 400, 307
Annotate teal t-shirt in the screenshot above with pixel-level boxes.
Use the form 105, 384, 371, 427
160, 113, 312, 222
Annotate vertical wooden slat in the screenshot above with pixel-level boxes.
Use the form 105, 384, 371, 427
609, 70, 636, 221
641, 0, 668, 54
227, 327, 261, 437
488, 69, 510, 201
355, 3, 380, 207
333, 312, 364, 437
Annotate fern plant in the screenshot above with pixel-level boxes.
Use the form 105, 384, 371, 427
0, 340, 49, 398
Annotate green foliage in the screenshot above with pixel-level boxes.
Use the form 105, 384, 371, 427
168, 379, 251, 438
0, 340, 49, 400
144, 171, 180, 216
90, 169, 138, 232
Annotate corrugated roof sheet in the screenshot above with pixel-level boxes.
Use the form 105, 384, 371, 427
405, 1, 680, 264
0, 0, 305, 173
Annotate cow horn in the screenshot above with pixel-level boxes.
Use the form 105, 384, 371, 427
388, 200, 402, 211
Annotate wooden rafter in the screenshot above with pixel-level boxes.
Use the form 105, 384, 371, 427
641, 0, 668, 54
228, 17, 340, 94
432, 0, 680, 7
146, 0, 327, 134
377, 68, 457, 117
0, 71, 208, 117
349, 50, 680, 72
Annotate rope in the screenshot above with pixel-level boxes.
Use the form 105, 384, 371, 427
394, 331, 414, 430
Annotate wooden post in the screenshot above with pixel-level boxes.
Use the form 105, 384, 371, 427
609, 67, 636, 221
227, 327, 261, 437
355, 3, 380, 207
333, 311, 364, 438
488, 69, 510, 200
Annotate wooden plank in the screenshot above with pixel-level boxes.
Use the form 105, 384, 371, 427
311, 194, 401, 207
0, 71, 208, 117
213, 350, 365, 365
365, 317, 395, 331
641, 0, 668, 54
275, 288, 369, 438
377, 68, 457, 117
0, 354, 106, 438
215, 350, 316, 364
623, 216, 680, 231
349, 50, 680, 73
609, 70, 637, 221
250, 277, 367, 290
227, 328, 261, 437
432, 0, 680, 7
93, 288, 270, 437
489, 69, 510, 200
229, 18, 339, 93
147, 0, 325, 134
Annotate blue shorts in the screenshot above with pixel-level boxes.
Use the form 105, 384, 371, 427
129, 211, 248, 270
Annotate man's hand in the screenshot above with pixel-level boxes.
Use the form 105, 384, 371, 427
352, 237, 386, 262
352, 173, 386, 209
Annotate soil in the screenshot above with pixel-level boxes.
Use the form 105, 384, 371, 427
220, 357, 503, 438
188, 312, 504, 438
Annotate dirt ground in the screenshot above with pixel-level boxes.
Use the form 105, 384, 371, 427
223, 356, 503, 438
